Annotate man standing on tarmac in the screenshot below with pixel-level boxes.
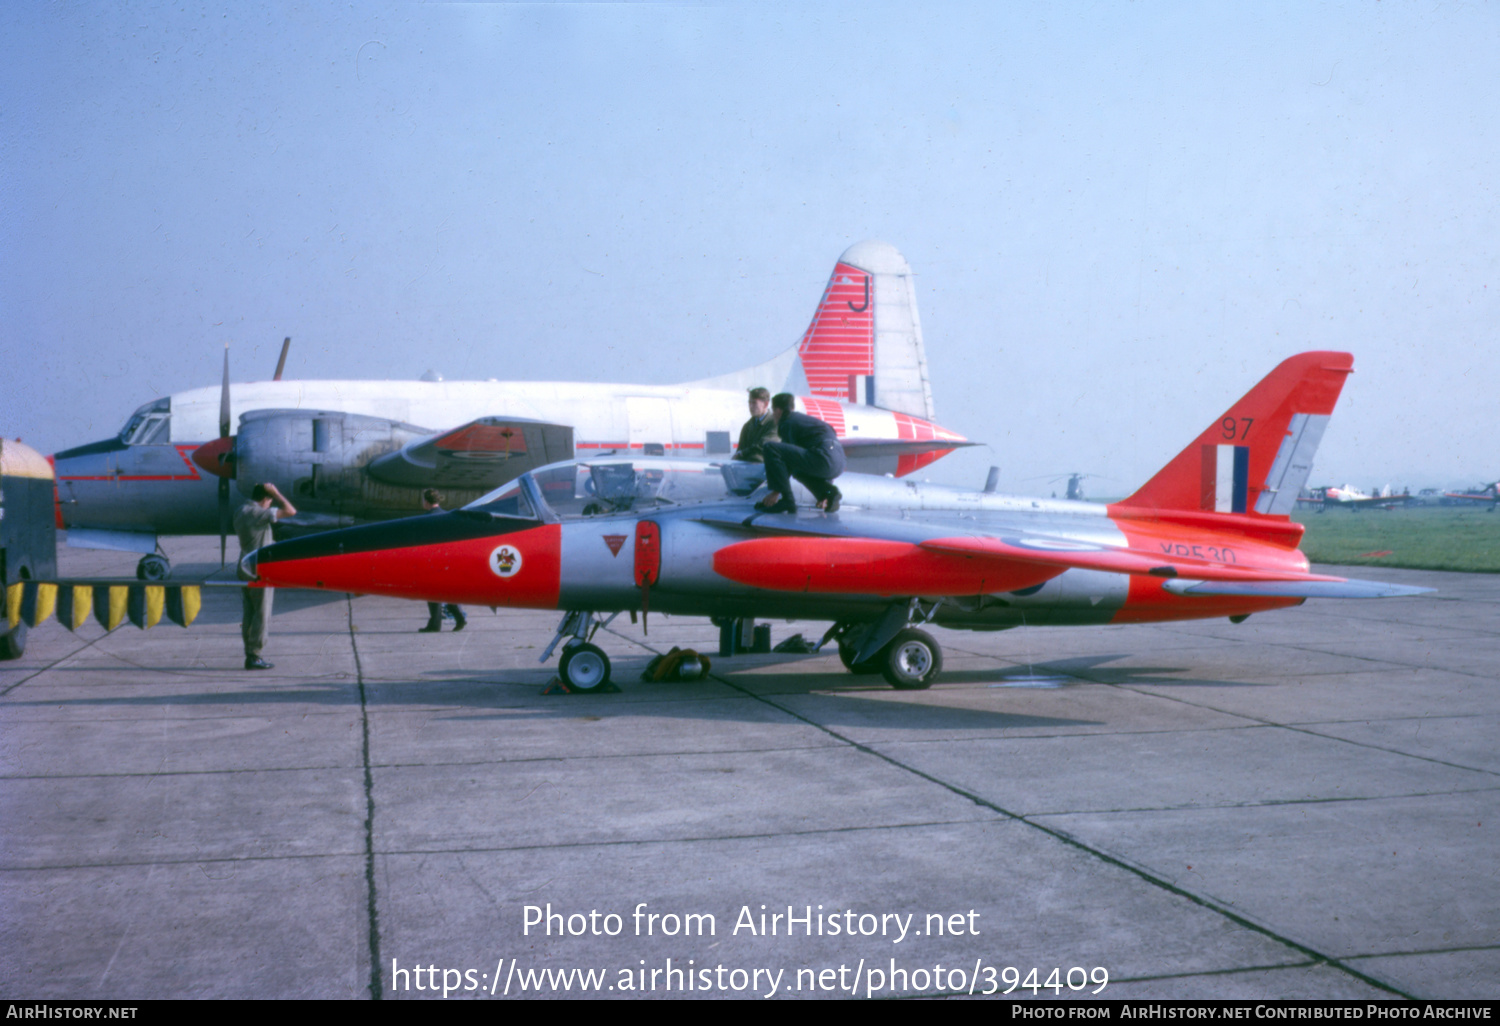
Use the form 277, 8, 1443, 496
756, 392, 846, 514
235, 481, 296, 670
733, 386, 779, 463
419, 489, 467, 632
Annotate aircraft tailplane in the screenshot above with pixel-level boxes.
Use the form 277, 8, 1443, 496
684, 240, 936, 419
1116, 352, 1354, 520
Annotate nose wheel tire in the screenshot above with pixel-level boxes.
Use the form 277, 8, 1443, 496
559, 642, 612, 693
881, 628, 942, 690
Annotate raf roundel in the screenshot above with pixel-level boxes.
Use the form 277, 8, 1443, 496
489, 544, 523, 579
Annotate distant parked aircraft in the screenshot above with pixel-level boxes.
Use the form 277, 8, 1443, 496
1443, 481, 1499, 510
1297, 484, 1411, 512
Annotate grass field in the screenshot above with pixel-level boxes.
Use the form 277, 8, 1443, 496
1292, 505, 1500, 573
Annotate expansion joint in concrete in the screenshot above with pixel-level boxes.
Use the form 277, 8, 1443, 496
0, 632, 108, 697
347, 597, 382, 1001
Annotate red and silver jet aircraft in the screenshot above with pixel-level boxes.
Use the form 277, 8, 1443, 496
244, 351, 1430, 692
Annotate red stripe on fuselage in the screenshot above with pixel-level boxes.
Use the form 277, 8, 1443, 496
56, 445, 205, 483
259, 523, 562, 609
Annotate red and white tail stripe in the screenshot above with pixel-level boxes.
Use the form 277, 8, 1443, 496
798, 262, 875, 403
799, 396, 847, 435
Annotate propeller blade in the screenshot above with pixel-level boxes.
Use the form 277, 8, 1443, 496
219, 343, 232, 565
273, 337, 291, 381
219, 478, 231, 567
219, 343, 231, 439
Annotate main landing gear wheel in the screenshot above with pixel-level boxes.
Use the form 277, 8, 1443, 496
838, 642, 883, 675
881, 628, 942, 690
559, 642, 612, 693
136, 554, 170, 581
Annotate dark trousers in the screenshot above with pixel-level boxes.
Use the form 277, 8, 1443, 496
763, 440, 845, 502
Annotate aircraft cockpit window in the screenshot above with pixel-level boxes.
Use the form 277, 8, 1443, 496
492, 459, 743, 519
118, 398, 171, 445
462, 481, 536, 521
467, 459, 753, 521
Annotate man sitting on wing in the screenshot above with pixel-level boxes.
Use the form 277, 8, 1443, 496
733, 386, 779, 463
756, 392, 846, 514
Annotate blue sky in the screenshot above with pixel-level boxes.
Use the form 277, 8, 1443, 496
3, 2, 1496, 492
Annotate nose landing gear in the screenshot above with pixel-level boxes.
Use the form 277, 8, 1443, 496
541, 610, 619, 693
559, 642, 611, 692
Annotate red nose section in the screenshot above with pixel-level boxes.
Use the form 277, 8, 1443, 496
713, 537, 1061, 595
191, 436, 235, 478
256, 523, 563, 610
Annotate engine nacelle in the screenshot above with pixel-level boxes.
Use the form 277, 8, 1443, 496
235, 410, 487, 519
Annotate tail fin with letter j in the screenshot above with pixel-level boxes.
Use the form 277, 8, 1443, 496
686, 240, 936, 420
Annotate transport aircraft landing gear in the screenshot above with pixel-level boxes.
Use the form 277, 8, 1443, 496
0, 621, 26, 661
541, 611, 618, 692
136, 553, 170, 581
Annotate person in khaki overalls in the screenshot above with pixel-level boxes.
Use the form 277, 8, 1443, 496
235, 481, 296, 670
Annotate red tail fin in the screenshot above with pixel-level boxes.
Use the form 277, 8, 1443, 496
1118, 352, 1353, 518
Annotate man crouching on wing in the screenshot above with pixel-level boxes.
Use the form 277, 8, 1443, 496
756, 392, 847, 514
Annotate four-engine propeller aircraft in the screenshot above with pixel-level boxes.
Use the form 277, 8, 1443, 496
49, 241, 967, 578
245, 351, 1431, 692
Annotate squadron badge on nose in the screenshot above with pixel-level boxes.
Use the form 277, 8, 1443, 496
489, 544, 523, 578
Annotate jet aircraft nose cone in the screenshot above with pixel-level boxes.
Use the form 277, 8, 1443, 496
239, 550, 259, 581
191, 436, 236, 478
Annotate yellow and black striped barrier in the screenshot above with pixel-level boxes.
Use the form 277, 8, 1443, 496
6, 580, 211, 632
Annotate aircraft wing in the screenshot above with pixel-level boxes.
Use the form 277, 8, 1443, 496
917, 535, 1343, 584
703, 512, 1430, 599
365, 417, 575, 490
1339, 494, 1410, 508
920, 536, 1431, 596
